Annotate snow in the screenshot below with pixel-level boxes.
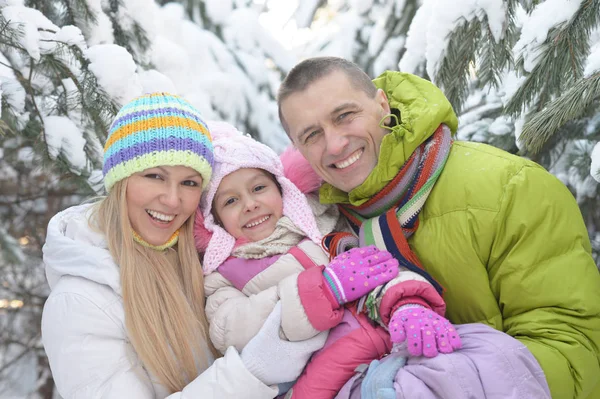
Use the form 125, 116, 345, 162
373, 36, 406, 76
584, 36, 600, 77
137, 69, 177, 94
513, 117, 526, 151
399, 1, 431, 73
568, 166, 597, 202
224, 8, 295, 72
1, 6, 59, 61
0, 53, 26, 114
53, 25, 87, 52
16, 146, 34, 163
400, 0, 507, 79
84, 44, 143, 105
293, 0, 321, 29
368, 3, 392, 56
350, 0, 374, 15
513, 0, 583, 72
44, 115, 88, 172
87, 169, 105, 194
488, 116, 513, 136
79, 0, 114, 45
205, 0, 234, 24
591, 141, 600, 183
498, 70, 527, 106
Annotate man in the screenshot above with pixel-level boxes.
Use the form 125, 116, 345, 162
278, 57, 600, 398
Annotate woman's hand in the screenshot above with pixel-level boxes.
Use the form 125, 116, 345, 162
241, 302, 327, 386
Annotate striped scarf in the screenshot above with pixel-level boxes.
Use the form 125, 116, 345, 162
323, 124, 453, 294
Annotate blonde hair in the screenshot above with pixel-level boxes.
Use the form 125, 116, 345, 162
90, 180, 216, 392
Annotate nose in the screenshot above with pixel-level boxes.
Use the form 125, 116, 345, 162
160, 183, 180, 208
324, 126, 348, 156
243, 196, 259, 212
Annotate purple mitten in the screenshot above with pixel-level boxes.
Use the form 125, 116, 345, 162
389, 306, 462, 358
322, 245, 399, 306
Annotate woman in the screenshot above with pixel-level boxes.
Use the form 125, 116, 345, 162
41, 93, 326, 398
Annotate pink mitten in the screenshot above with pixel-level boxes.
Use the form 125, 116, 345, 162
322, 245, 399, 306
389, 306, 461, 357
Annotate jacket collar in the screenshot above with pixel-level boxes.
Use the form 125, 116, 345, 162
43, 203, 123, 295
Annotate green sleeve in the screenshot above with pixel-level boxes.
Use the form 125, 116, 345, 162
488, 164, 600, 398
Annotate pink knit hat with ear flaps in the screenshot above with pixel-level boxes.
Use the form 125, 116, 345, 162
197, 121, 322, 275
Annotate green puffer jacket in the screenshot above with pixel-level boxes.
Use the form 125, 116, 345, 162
320, 71, 600, 399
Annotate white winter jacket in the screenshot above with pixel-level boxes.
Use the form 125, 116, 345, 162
41, 204, 278, 399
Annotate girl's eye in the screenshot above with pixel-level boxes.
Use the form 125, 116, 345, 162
144, 173, 162, 180
182, 180, 199, 187
254, 184, 266, 192
224, 197, 236, 206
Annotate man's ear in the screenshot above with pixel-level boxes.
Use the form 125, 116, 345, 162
375, 88, 391, 124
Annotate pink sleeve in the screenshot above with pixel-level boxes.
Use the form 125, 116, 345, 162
379, 280, 446, 325
297, 266, 344, 331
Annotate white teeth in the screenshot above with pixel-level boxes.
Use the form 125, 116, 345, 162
147, 210, 175, 222
334, 149, 362, 169
245, 215, 270, 228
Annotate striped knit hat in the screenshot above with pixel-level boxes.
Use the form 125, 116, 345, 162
103, 93, 214, 192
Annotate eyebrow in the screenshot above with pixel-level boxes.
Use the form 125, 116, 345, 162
214, 172, 270, 203
156, 166, 201, 179
214, 189, 233, 205
330, 102, 358, 115
296, 102, 359, 141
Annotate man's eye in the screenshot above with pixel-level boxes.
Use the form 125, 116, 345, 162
304, 131, 319, 144
337, 112, 351, 121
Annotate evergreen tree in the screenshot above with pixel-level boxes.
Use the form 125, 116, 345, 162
291, 0, 421, 77
156, 0, 295, 150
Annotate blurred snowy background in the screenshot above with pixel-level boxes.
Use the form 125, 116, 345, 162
0, 0, 599, 397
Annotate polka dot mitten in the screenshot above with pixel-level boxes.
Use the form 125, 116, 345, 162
389, 305, 462, 357
322, 245, 399, 306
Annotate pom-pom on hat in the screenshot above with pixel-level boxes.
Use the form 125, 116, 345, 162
196, 121, 322, 275
102, 93, 214, 192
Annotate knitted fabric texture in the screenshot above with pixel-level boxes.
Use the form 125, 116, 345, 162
324, 124, 453, 295
198, 121, 322, 275
103, 93, 214, 192
132, 229, 179, 251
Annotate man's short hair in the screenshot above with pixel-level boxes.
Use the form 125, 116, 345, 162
277, 57, 377, 134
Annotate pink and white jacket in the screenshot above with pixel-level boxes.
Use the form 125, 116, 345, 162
203, 226, 447, 399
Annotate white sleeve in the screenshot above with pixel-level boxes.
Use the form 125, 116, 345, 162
42, 291, 277, 399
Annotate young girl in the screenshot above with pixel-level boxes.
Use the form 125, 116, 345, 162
195, 121, 462, 398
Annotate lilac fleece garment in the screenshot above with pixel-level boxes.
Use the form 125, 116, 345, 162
336, 323, 551, 399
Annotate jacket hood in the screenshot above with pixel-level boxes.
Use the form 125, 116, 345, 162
43, 203, 122, 295
319, 71, 458, 206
